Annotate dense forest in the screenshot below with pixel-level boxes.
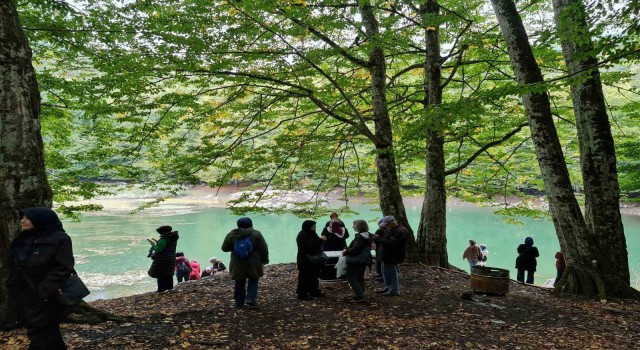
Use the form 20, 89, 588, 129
1, 0, 640, 320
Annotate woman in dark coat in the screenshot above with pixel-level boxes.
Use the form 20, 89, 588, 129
296, 220, 327, 300
515, 236, 540, 284
148, 225, 179, 292
320, 212, 349, 251
343, 220, 372, 302
6, 207, 75, 350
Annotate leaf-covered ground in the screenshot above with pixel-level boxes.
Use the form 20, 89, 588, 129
2, 264, 639, 349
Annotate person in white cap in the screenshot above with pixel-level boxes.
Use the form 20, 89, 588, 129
372, 215, 409, 297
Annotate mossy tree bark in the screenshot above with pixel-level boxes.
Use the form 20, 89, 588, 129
416, 0, 449, 267
0, 0, 53, 323
552, 0, 636, 297
491, 0, 639, 299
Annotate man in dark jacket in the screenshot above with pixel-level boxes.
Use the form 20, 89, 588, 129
373, 215, 408, 297
6, 207, 75, 350
221, 217, 269, 309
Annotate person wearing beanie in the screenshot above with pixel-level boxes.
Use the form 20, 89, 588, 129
221, 217, 269, 309
296, 220, 327, 300
462, 239, 482, 270
147, 225, 179, 292
515, 236, 540, 284
372, 215, 408, 296
6, 207, 75, 350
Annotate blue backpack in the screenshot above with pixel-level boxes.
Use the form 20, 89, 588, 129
234, 236, 254, 260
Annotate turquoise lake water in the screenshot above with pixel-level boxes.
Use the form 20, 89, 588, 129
64, 204, 640, 301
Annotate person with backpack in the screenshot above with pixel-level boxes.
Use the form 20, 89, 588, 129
175, 252, 192, 283
221, 217, 269, 309
515, 237, 540, 284
342, 220, 373, 303
148, 225, 179, 292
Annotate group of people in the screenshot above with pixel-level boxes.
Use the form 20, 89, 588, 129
462, 237, 566, 285
296, 213, 409, 303
147, 225, 227, 292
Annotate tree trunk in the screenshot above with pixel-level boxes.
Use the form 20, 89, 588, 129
490, 0, 639, 298
360, 2, 414, 243
0, 0, 53, 322
416, 0, 449, 267
552, 0, 634, 296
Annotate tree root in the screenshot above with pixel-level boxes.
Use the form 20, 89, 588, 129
65, 301, 135, 324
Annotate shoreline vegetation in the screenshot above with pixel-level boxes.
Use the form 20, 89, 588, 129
3, 264, 640, 349
61, 184, 640, 217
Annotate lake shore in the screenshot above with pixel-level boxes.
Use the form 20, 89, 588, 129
63, 184, 640, 217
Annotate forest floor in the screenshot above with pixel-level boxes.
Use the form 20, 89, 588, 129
2, 264, 639, 350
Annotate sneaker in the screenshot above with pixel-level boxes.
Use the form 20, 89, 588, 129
382, 292, 399, 297
375, 288, 389, 294
244, 302, 259, 309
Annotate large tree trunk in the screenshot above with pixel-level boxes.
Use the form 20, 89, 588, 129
491, 0, 639, 298
0, 0, 53, 322
552, 0, 633, 295
416, 0, 449, 267
360, 2, 414, 242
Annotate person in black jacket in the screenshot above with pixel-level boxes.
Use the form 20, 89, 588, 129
515, 236, 540, 284
342, 220, 372, 302
296, 220, 327, 300
320, 212, 349, 251
373, 215, 408, 297
147, 225, 179, 292
6, 207, 75, 350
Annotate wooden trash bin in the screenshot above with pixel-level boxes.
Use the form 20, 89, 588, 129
470, 266, 510, 295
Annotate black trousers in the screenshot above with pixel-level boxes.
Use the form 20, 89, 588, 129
157, 277, 174, 292
27, 323, 66, 350
296, 264, 322, 297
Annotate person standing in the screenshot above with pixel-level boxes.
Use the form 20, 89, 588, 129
343, 220, 373, 302
296, 220, 327, 300
6, 207, 75, 350
320, 212, 349, 251
221, 217, 269, 309
515, 237, 539, 284
174, 252, 192, 283
373, 215, 408, 297
554, 251, 566, 287
148, 225, 179, 292
462, 240, 482, 269
189, 259, 201, 280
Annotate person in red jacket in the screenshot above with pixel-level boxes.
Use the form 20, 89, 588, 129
554, 252, 566, 287
189, 260, 201, 280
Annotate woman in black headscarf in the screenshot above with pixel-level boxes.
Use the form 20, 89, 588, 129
515, 236, 539, 284
296, 220, 326, 300
6, 207, 75, 350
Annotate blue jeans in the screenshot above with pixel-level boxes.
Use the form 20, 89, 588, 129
554, 269, 565, 286
517, 269, 535, 284
467, 259, 479, 270
234, 278, 259, 307
381, 262, 400, 295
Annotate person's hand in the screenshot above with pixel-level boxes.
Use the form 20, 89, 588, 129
341, 249, 347, 256
319, 236, 327, 241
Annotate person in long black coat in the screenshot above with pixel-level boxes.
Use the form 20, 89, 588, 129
515, 236, 540, 284
6, 207, 75, 350
296, 220, 327, 300
147, 225, 179, 292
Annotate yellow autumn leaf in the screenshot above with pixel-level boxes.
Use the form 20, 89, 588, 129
426, 26, 437, 31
